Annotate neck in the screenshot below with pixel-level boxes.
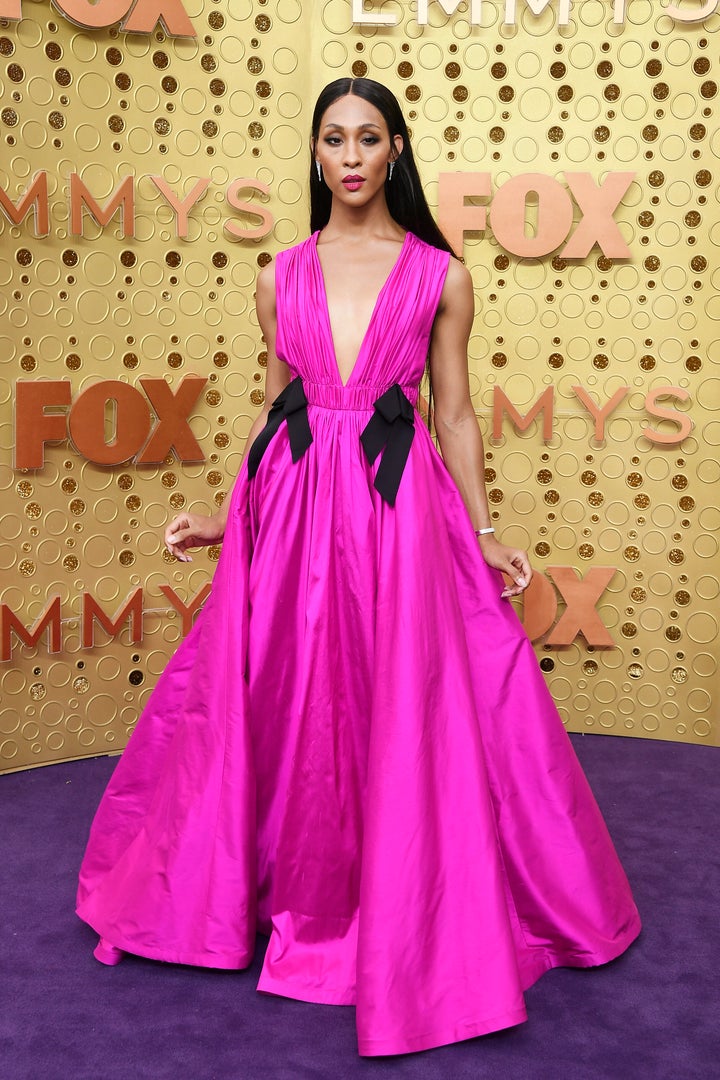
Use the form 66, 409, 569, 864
322, 193, 403, 242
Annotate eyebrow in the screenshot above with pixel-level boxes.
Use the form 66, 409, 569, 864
321, 122, 382, 132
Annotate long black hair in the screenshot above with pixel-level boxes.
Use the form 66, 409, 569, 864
309, 77, 456, 257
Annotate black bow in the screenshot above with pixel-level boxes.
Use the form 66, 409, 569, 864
247, 376, 313, 479
360, 384, 415, 506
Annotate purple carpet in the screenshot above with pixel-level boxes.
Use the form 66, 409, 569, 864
1, 734, 717, 1080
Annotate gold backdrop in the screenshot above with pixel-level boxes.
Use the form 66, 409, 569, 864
1, 0, 718, 773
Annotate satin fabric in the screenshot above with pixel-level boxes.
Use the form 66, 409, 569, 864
77, 232, 640, 1056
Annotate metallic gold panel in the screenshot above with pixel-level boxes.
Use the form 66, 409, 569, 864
1, 0, 309, 771
1, 1, 718, 771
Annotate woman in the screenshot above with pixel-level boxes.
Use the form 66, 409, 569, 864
77, 78, 640, 1057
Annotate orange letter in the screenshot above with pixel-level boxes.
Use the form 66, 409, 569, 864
122, 0, 197, 35
516, 571, 558, 642
1, 597, 62, 662
438, 172, 491, 257
159, 583, 211, 636
225, 179, 274, 240
504, 0, 571, 24
573, 385, 629, 441
137, 375, 206, 463
0, 171, 49, 236
54, 0, 132, 29
643, 387, 693, 445
350, 0, 398, 24
14, 380, 72, 469
546, 566, 616, 647
493, 385, 554, 441
150, 177, 210, 239
491, 174, 573, 258
666, 1, 717, 22
82, 589, 144, 649
70, 174, 134, 237
68, 382, 152, 465
561, 172, 634, 259
0, 0, 22, 19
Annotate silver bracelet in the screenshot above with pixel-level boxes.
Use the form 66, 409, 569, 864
475, 527, 495, 537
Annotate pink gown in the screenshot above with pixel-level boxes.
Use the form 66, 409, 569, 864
77, 231, 641, 1056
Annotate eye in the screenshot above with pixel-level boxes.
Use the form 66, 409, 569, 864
324, 135, 342, 146
362, 136, 380, 145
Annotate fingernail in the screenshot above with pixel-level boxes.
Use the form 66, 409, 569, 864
517, 577, 527, 588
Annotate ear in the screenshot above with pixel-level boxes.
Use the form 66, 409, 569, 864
390, 134, 404, 162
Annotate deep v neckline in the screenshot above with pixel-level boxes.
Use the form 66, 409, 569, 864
313, 230, 410, 388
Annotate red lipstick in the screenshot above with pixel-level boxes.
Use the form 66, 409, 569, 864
342, 174, 365, 191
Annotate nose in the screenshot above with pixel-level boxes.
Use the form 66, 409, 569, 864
343, 139, 361, 168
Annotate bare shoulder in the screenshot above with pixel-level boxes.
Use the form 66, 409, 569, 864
438, 256, 474, 316
256, 260, 276, 302
442, 255, 473, 293
255, 262, 277, 345
256, 262, 277, 330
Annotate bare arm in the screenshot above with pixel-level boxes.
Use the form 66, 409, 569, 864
165, 261, 291, 561
429, 258, 531, 597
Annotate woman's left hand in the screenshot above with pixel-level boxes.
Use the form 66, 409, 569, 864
478, 536, 532, 599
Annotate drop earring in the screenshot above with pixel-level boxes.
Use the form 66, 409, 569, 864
316, 161, 322, 182
388, 161, 395, 181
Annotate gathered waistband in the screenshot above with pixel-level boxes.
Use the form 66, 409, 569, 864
302, 381, 419, 411
248, 377, 419, 506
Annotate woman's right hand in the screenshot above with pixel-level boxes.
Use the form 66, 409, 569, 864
164, 512, 225, 563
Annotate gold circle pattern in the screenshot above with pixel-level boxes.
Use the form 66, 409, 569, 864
0, 1, 717, 769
